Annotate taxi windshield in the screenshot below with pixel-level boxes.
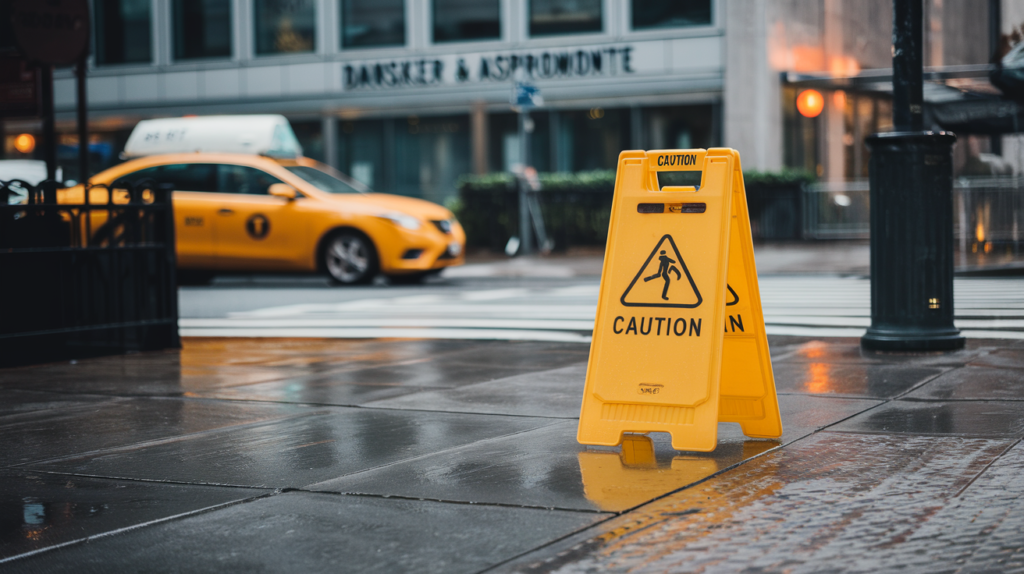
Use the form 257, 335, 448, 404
284, 166, 366, 194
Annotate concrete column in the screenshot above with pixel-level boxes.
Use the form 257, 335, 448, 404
823, 0, 845, 181
321, 116, 338, 169
630, 106, 643, 149
723, 0, 781, 171
471, 103, 489, 175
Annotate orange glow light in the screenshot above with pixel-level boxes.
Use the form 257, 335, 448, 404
796, 90, 824, 118
833, 90, 847, 110
14, 133, 35, 154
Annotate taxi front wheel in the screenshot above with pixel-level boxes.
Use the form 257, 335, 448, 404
322, 231, 378, 285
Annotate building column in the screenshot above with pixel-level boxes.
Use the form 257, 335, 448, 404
630, 106, 643, 149
470, 102, 489, 175
823, 0, 845, 181
723, 0, 782, 171
321, 116, 338, 169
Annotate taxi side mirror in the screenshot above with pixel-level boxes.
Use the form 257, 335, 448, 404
268, 183, 297, 200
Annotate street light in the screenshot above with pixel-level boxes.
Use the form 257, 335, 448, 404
796, 89, 824, 118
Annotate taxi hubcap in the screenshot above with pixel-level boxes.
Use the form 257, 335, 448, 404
326, 235, 370, 283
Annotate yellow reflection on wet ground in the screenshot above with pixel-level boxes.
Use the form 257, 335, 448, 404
578, 435, 777, 513
797, 341, 827, 359
802, 362, 833, 394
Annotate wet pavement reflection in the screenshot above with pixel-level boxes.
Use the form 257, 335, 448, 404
1, 336, 1023, 571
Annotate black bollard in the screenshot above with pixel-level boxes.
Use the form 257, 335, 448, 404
861, 0, 964, 351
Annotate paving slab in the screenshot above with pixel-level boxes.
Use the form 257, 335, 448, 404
771, 362, 946, 398
0, 398, 309, 467
904, 365, 1024, 401
968, 347, 1024, 369
436, 342, 591, 370
30, 409, 560, 489
504, 433, 1019, 573
770, 337, 987, 366
311, 395, 879, 513
2, 491, 608, 574
0, 339, 500, 396
0, 390, 112, 418
0, 470, 265, 562
829, 399, 1024, 437
366, 363, 588, 418
193, 377, 445, 406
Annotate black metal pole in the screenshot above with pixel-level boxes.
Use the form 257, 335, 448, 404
76, 56, 89, 186
892, 0, 923, 132
861, 0, 964, 351
40, 64, 56, 185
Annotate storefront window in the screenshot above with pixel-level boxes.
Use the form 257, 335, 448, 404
433, 0, 500, 43
530, 0, 602, 36
94, 0, 152, 65
338, 120, 385, 190
255, 0, 316, 55
488, 113, 549, 173
291, 121, 324, 162
173, 0, 232, 60
642, 105, 714, 151
553, 108, 630, 172
631, 0, 712, 30
342, 0, 405, 48
394, 115, 470, 204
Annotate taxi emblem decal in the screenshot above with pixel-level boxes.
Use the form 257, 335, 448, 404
246, 214, 270, 240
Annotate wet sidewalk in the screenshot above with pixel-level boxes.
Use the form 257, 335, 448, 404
0, 336, 1022, 572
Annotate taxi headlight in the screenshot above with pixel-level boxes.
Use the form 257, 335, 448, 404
378, 211, 421, 230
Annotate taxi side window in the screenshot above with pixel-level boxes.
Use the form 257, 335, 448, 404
217, 165, 285, 195
117, 164, 217, 192
159, 164, 218, 192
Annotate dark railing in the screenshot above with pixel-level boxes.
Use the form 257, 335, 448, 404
0, 178, 179, 367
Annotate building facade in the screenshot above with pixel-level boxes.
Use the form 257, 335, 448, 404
1, 0, 1019, 203
36, 0, 724, 203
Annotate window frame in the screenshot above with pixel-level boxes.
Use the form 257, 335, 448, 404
340, 0, 407, 50
171, 0, 234, 62
527, 0, 605, 38
431, 0, 502, 44
253, 0, 318, 57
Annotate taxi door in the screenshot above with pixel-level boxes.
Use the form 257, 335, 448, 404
212, 164, 308, 270
121, 163, 219, 268
174, 190, 220, 268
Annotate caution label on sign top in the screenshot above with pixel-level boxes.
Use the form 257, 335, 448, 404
577, 148, 781, 452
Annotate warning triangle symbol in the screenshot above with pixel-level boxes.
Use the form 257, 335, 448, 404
620, 234, 702, 308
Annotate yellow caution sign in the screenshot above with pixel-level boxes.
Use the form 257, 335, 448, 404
577, 148, 781, 452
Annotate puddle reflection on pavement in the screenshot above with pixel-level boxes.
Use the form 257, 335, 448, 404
579, 435, 777, 512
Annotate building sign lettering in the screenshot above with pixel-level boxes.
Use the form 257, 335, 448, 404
343, 46, 634, 91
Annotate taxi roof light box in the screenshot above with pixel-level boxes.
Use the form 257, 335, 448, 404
123, 115, 304, 159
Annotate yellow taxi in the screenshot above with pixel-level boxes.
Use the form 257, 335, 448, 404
70, 115, 465, 285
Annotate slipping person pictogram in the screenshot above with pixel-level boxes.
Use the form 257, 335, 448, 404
644, 250, 682, 300
620, 234, 702, 308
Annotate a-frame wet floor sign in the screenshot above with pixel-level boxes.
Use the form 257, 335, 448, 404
577, 148, 782, 452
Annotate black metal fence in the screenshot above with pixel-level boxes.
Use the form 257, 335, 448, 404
457, 179, 805, 251
0, 179, 179, 367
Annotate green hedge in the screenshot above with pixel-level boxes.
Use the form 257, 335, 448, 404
454, 169, 813, 251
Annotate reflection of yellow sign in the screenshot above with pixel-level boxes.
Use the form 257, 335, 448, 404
578, 435, 778, 512
578, 148, 782, 452
579, 435, 719, 512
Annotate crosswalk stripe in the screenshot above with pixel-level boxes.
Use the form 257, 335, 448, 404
182, 277, 1024, 341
